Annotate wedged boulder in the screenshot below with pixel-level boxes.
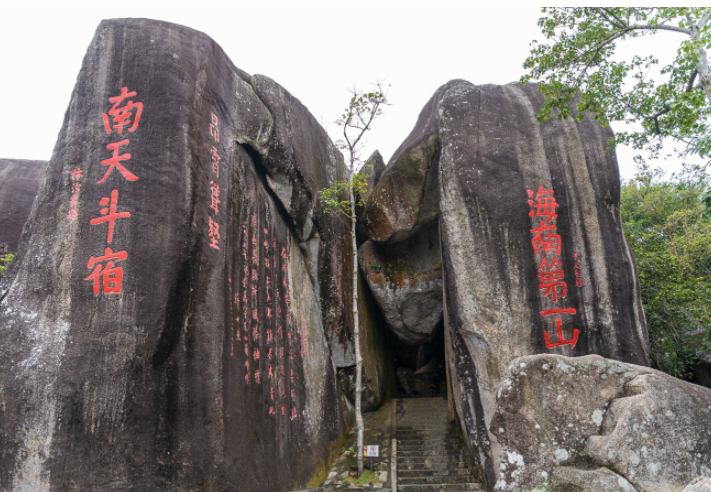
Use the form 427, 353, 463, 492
0, 18, 344, 492
0, 159, 46, 252
491, 354, 711, 492
364, 80, 649, 488
359, 220, 443, 345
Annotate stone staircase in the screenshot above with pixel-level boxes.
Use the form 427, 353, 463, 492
396, 398, 482, 491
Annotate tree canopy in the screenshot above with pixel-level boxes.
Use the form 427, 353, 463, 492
523, 8, 711, 165
621, 165, 711, 380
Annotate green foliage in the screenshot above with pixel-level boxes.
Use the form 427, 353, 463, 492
342, 470, 381, 486
621, 165, 711, 378
0, 253, 14, 275
318, 172, 369, 217
522, 8, 711, 165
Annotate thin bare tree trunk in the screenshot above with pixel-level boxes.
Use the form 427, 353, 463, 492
350, 156, 364, 476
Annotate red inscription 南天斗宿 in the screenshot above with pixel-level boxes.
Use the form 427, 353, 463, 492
86, 87, 143, 296
98, 140, 139, 184
85, 247, 128, 295
103, 87, 143, 134
90, 189, 131, 243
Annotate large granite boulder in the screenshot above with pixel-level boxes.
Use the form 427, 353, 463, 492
362, 80, 650, 489
0, 18, 349, 491
358, 220, 443, 345
491, 354, 711, 492
0, 159, 46, 252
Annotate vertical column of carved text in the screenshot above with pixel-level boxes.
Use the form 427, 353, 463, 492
85, 87, 142, 296
527, 186, 580, 349
207, 113, 222, 251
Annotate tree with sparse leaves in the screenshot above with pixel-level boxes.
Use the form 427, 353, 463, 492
522, 8, 711, 165
319, 84, 387, 477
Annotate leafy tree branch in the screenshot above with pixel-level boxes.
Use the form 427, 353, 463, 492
523, 7, 711, 165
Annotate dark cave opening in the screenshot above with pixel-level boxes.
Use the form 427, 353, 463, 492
391, 323, 448, 398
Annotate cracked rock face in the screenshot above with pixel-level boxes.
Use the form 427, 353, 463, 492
358, 220, 443, 346
492, 354, 711, 492
0, 18, 346, 492
0, 159, 46, 253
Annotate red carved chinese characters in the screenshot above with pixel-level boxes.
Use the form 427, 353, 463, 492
85, 247, 128, 295
208, 216, 220, 250
90, 189, 130, 243
528, 185, 560, 222
209, 181, 221, 215
232, 207, 304, 422
102, 87, 143, 134
98, 140, 139, 184
537, 257, 567, 302
206, 112, 222, 250
86, 87, 143, 296
573, 252, 584, 288
526, 186, 580, 349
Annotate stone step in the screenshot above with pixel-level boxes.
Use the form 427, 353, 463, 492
400, 475, 476, 485
398, 461, 470, 470
398, 443, 464, 452
397, 437, 462, 446
399, 469, 473, 478
397, 420, 452, 431
398, 450, 467, 458
397, 426, 459, 439
397, 483, 483, 491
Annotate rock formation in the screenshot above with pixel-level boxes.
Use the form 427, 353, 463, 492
359, 220, 443, 346
0, 159, 46, 253
0, 18, 379, 492
2, 17, 710, 492
361, 80, 650, 488
492, 354, 711, 492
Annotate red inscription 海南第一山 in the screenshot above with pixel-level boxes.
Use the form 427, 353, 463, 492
85, 87, 143, 296
527, 186, 579, 349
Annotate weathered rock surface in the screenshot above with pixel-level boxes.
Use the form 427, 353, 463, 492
0, 18, 348, 492
335, 270, 394, 412
363, 80, 650, 488
0, 159, 46, 252
549, 467, 637, 492
684, 477, 711, 492
491, 354, 711, 492
359, 220, 443, 345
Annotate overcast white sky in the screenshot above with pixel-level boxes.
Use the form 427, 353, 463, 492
0, 1, 702, 181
